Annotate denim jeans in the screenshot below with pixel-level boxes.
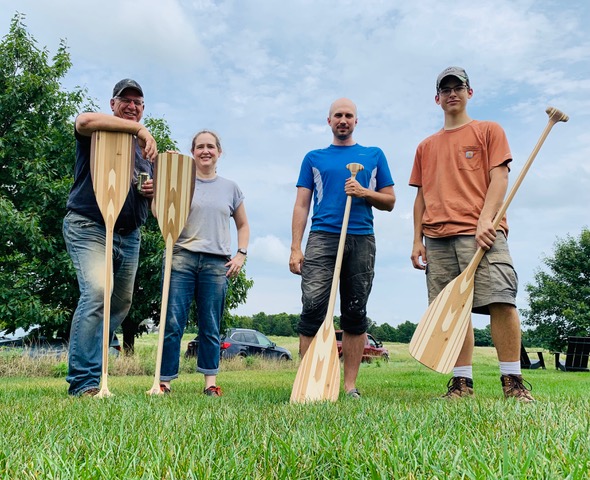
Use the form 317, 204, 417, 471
299, 231, 375, 336
160, 249, 229, 380
63, 211, 140, 395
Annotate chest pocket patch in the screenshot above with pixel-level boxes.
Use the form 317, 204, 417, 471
458, 146, 482, 170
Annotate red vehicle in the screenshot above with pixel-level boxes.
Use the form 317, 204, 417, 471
335, 330, 389, 363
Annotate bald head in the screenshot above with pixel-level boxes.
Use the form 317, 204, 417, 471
328, 98, 358, 145
328, 98, 357, 117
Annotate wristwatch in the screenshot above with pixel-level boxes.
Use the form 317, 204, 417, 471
237, 248, 248, 255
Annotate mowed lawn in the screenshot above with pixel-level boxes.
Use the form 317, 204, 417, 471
1, 334, 589, 479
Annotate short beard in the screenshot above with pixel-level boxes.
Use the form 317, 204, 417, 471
334, 131, 351, 141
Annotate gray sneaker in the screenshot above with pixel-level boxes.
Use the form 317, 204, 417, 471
441, 376, 474, 399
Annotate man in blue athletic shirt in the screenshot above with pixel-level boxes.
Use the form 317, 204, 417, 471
289, 98, 396, 398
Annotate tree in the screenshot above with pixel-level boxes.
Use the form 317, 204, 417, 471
0, 15, 254, 348
521, 228, 590, 351
0, 13, 89, 336
473, 325, 492, 347
395, 321, 417, 343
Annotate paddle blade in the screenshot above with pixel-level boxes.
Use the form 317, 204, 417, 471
290, 320, 341, 403
90, 131, 135, 223
154, 152, 195, 243
409, 269, 475, 373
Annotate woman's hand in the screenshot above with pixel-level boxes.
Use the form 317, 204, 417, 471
225, 254, 246, 278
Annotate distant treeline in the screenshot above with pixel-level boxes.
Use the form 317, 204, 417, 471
206, 312, 509, 347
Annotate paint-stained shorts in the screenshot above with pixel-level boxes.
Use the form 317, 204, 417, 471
425, 232, 518, 315
299, 231, 375, 336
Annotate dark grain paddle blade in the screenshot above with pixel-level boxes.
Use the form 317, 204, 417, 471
90, 131, 135, 224
153, 152, 196, 244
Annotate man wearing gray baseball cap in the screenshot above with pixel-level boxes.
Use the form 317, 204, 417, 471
63, 78, 158, 397
409, 66, 534, 403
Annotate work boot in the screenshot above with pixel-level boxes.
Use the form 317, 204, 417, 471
441, 376, 474, 399
501, 374, 535, 403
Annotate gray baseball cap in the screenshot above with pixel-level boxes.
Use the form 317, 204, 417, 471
436, 67, 470, 90
112, 78, 144, 98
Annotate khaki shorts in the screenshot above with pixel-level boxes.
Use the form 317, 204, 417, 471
425, 232, 518, 315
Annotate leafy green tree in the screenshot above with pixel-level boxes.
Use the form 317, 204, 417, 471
394, 321, 417, 344
0, 15, 254, 350
473, 325, 492, 346
0, 13, 89, 336
521, 228, 590, 350
368, 322, 398, 342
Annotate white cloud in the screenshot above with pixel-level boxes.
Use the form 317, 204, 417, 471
249, 235, 290, 266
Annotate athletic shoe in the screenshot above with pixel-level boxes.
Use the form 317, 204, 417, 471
159, 384, 171, 394
501, 374, 535, 403
346, 388, 361, 399
441, 376, 474, 399
204, 385, 222, 397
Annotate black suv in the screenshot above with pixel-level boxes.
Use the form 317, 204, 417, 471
185, 328, 292, 360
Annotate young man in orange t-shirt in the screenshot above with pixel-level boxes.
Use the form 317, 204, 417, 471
409, 67, 534, 402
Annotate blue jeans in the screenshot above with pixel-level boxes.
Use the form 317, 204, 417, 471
299, 231, 375, 336
160, 249, 229, 381
63, 211, 140, 395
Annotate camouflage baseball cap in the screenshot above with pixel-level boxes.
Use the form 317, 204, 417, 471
436, 67, 470, 90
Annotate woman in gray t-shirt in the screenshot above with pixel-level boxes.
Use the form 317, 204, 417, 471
158, 130, 250, 396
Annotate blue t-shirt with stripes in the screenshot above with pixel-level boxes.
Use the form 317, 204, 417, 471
296, 144, 394, 235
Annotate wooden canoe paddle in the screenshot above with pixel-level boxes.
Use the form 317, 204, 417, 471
409, 107, 569, 374
90, 131, 135, 398
291, 162, 364, 403
147, 152, 195, 395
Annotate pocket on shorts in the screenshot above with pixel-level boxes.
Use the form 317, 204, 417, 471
457, 145, 481, 171
485, 250, 518, 293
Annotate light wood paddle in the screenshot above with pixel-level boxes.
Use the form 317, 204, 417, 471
147, 152, 195, 395
409, 107, 569, 374
90, 131, 135, 398
291, 163, 364, 403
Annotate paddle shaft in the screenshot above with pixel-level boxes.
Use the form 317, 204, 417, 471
452, 108, 571, 283
148, 235, 175, 393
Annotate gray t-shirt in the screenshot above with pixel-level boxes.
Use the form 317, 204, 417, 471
175, 176, 244, 256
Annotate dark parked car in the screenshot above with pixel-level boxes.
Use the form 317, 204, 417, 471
0, 326, 121, 357
0, 325, 68, 357
335, 330, 389, 362
185, 328, 292, 361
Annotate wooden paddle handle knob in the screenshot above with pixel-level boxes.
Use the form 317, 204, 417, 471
346, 163, 364, 175
546, 107, 569, 123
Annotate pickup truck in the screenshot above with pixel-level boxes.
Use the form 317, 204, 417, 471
335, 330, 389, 362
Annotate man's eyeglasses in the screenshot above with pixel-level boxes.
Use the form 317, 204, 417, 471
115, 96, 144, 107
438, 85, 468, 96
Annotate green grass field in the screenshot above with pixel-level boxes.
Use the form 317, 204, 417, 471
1, 334, 589, 479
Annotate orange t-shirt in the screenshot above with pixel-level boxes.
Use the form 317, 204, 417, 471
409, 120, 512, 238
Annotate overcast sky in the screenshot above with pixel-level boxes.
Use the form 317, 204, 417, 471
2, 0, 589, 329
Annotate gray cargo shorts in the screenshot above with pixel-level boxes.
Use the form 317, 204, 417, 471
425, 232, 518, 315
